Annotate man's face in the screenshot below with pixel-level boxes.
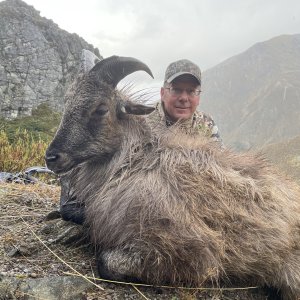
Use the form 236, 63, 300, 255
160, 75, 200, 122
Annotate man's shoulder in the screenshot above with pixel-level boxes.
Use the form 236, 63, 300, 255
148, 101, 163, 120
193, 111, 220, 139
194, 110, 216, 127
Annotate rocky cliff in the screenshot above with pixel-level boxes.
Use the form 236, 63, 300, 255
0, 0, 101, 119
201, 34, 300, 150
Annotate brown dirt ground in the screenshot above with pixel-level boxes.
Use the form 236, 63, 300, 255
0, 182, 273, 300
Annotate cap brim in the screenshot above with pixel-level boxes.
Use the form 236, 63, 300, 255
166, 72, 201, 84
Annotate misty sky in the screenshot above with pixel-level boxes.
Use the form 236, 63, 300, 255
5, 0, 300, 93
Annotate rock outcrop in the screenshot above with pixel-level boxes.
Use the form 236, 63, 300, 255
0, 0, 102, 119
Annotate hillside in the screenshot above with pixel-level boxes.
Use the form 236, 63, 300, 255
201, 34, 300, 150
261, 134, 300, 184
0, 0, 101, 119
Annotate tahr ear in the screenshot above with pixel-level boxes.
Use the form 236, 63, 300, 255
119, 101, 155, 116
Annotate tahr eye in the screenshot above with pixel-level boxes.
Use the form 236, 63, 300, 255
93, 105, 109, 117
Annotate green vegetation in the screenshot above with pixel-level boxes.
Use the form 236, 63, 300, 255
0, 103, 61, 143
0, 104, 61, 172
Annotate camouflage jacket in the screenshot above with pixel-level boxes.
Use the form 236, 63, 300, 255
149, 102, 222, 143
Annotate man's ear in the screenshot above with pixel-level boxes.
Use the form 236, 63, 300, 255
119, 101, 155, 116
160, 87, 165, 98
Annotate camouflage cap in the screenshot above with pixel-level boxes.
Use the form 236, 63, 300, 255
164, 59, 201, 85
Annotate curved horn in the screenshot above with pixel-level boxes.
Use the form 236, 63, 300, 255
90, 55, 154, 88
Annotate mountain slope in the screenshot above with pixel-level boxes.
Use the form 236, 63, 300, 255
201, 34, 300, 150
260, 134, 300, 184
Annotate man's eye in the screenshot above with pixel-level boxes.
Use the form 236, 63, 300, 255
187, 89, 195, 95
172, 88, 182, 94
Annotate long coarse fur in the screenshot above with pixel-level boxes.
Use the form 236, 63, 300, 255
71, 115, 300, 299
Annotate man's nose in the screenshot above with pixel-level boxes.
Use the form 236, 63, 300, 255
179, 90, 189, 100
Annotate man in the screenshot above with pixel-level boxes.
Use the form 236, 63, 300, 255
152, 59, 221, 142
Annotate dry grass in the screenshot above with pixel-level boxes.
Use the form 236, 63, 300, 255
0, 129, 49, 172
0, 182, 109, 299
0, 182, 86, 278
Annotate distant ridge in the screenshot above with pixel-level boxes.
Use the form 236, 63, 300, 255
201, 34, 300, 150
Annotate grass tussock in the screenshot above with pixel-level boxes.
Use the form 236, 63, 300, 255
0, 103, 60, 172
0, 129, 49, 172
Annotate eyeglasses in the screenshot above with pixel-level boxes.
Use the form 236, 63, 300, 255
165, 87, 201, 97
